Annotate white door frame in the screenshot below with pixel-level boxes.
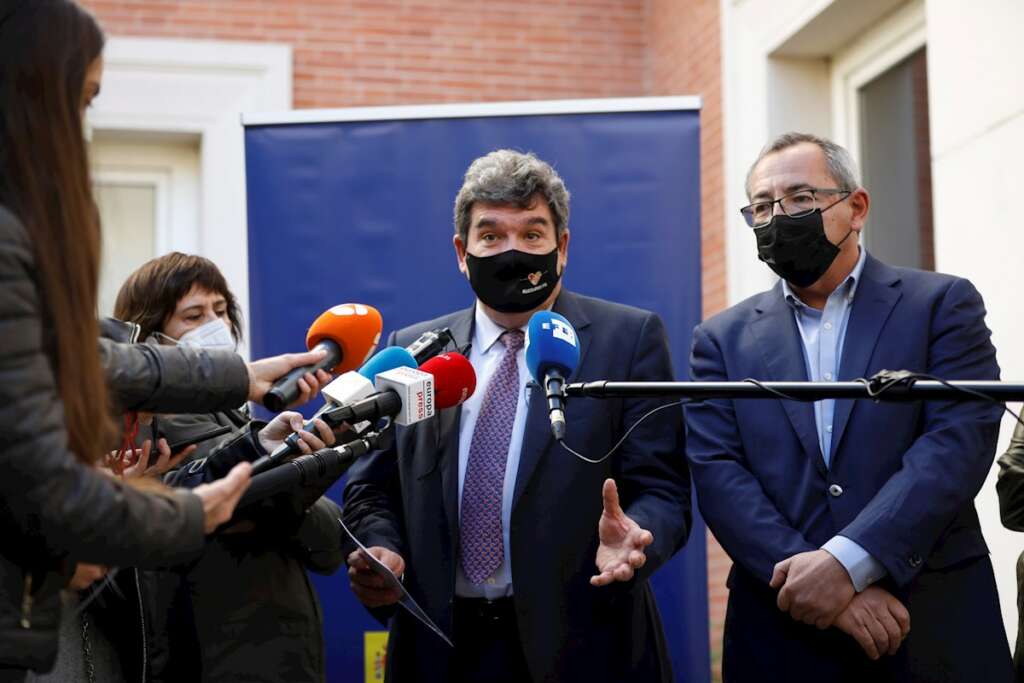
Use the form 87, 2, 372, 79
829, 0, 926, 171
86, 37, 292, 355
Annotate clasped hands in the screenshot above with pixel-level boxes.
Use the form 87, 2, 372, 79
770, 549, 910, 660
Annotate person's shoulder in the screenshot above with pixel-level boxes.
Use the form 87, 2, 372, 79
0, 204, 32, 254
696, 288, 774, 338
868, 256, 973, 298
390, 307, 472, 346
568, 292, 657, 327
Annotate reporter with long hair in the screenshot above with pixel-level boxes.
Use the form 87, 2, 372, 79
0, 1, 256, 678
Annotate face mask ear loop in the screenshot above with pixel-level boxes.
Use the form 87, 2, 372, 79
834, 227, 855, 248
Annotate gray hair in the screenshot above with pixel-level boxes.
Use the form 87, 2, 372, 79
745, 132, 861, 198
454, 149, 570, 242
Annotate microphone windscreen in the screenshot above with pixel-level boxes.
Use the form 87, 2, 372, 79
420, 352, 476, 409
525, 311, 580, 382
359, 346, 418, 380
306, 304, 383, 373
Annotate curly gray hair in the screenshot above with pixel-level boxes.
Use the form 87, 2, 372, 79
454, 149, 570, 242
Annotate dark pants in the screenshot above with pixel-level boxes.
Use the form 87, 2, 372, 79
0, 669, 26, 683
723, 557, 1013, 682
453, 598, 531, 683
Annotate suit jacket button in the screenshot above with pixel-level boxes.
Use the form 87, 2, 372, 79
908, 554, 922, 568
828, 484, 843, 497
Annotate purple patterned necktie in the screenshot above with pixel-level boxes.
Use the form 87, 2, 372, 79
459, 328, 524, 584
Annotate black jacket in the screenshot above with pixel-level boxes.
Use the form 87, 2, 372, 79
0, 205, 250, 674
80, 408, 345, 683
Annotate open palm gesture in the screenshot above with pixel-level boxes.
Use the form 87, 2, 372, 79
590, 478, 653, 586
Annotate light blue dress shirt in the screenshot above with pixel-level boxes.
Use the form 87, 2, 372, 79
454, 305, 530, 599
781, 247, 886, 592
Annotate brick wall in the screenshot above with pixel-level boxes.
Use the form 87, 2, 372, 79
79, 0, 728, 678
647, 1, 729, 680
79, 0, 649, 107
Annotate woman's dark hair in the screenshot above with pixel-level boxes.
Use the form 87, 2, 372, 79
0, 0, 110, 464
114, 252, 244, 343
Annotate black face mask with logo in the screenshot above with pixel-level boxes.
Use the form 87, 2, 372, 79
754, 209, 853, 288
464, 248, 561, 313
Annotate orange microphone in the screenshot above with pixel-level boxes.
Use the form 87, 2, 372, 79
262, 304, 383, 412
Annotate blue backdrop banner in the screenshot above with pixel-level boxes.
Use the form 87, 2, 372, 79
243, 98, 709, 683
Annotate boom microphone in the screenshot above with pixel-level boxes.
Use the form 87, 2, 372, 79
526, 311, 580, 441
262, 304, 383, 412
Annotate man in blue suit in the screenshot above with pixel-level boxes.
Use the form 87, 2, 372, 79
342, 150, 691, 682
686, 132, 1012, 681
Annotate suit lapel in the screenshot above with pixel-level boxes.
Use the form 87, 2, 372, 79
512, 290, 591, 510
830, 256, 902, 463
750, 285, 826, 475
435, 306, 475, 547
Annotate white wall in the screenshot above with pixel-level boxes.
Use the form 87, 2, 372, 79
926, 0, 1024, 644
87, 37, 292, 357
722, 0, 1024, 643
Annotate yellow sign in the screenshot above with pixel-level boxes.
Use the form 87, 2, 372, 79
364, 631, 389, 682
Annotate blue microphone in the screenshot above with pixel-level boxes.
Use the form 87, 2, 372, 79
526, 311, 580, 441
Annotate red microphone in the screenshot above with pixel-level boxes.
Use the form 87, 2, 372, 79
262, 304, 383, 412
419, 352, 477, 408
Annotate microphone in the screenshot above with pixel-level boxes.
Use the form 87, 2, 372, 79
262, 304, 383, 412
327, 352, 476, 427
250, 352, 475, 474
406, 327, 454, 365
235, 431, 388, 511
269, 346, 418, 462
525, 311, 580, 441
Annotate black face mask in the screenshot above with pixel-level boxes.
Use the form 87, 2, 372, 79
464, 248, 561, 313
754, 209, 852, 288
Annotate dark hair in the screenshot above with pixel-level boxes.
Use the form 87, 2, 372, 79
114, 252, 244, 343
0, 0, 111, 464
454, 149, 571, 243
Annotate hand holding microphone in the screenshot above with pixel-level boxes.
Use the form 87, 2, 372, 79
259, 304, 383, 412
249, 352, 477, 476
257, 411, 336, 455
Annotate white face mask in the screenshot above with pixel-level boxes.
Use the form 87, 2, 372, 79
176, 318, 236, 352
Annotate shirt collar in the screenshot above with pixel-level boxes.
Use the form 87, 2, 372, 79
473, 304, 526, 354
782, 246, 867, 310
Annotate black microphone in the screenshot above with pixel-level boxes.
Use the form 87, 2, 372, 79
234, 432, 385, 510
251, 366, 437, 475
406, 327, 453, 365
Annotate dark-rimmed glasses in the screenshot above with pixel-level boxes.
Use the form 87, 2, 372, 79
740, 187, 851, 228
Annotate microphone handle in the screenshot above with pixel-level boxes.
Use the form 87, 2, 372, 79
545, 373, 567, 441
253, 393, 401, 474
262, 339, 342, 412
234, 436, 379, 511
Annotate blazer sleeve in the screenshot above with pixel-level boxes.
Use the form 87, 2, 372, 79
0, 218, 204, 569
839, 277, 1002, 586
341, 330, 408, 560
614, 312, 692, 583
997, 420, 1024, 531
685, 323, 816, 583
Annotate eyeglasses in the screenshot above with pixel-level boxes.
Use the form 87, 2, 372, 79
740, 187, 851, 228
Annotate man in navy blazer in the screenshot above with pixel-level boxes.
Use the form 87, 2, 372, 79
686, 133, 1012, 681
342, 150, 691, 682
